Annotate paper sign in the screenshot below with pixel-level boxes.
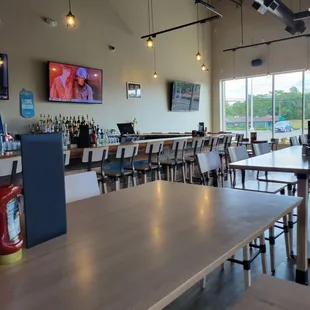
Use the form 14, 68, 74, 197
20, 89, 35, 118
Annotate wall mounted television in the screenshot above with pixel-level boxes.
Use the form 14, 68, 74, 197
48, 61, 103, 104
0, 54, 9, 100
171, 81, 201, 111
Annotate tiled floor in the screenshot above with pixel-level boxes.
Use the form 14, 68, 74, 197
166, 170, 303, 310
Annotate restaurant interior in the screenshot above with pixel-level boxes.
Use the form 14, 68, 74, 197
1, 0, 310, 309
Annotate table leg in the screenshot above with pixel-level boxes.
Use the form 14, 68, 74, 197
296, 174, 309, 285
243, 244, 251, 288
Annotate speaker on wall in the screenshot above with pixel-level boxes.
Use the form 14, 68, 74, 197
251, 59, 263, 67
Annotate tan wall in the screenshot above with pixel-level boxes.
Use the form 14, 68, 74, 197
1, 0, 212, 133
211, 0, 310, 131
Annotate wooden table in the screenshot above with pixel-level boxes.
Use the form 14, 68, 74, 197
0, 181, 301, 310
230, 146, 310, 285
232, 275, 310, 309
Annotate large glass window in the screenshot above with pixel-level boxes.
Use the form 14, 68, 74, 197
247, 76, 272, 141
274, 72, 302, 142
223, 79, 246, 136
222, 71, 306, 142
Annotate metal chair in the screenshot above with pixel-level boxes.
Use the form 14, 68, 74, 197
207, 136, 219, 151
105, 144, 139, 191
228, 145, 290, 272
196, 150, 267, 280
299, 134, 308, 145
270, 138, 279, 151
0, 156, 22, 186
65, 171, 100, 203
160, 139, 187, 182
235, 133, 244, 146
134, 141, 163, 183
218, 135, 233, 174
185, 137, 205, 183
290, 136, 299, 146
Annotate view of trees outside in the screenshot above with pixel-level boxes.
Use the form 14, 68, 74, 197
223, 71, 308, 142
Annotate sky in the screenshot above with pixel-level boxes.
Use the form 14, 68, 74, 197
224, 71, 310, 101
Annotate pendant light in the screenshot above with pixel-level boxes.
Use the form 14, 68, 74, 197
66, 0, 76, 28
146, 0, 154, 48
153, 39, 158, 78
201, 22, 209, 72
0, 57, 3, 67
196, 4, 201, 61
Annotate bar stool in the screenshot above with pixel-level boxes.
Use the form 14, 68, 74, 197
105, 144, 139, 191
160, 139, 187, 182
133, 141, 164, 183
185, 137, 205, 183
228, 145, 290, 272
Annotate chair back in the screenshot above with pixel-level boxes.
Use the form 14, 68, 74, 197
299, 134, 308, 145
270, 138, 279, 151
192, 137, 205, 155
145, 141, 164, 165
171, 139, 187, 162
208, 136, 219, 151
235, 134, 244, 146
197, 150, 221, 174
290, 136, 299, 146
145, 141, 164, 154
252, 143, 270, 156
82, 147, 109, 171
228, 145, 249, 163
222, 135, 233, 151
63, 150, 70, 166
116, 144, 139, 158
0, 156, 22, 185
65, 171, 100, 203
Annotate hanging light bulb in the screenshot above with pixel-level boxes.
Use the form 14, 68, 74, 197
153, 72, 158, 79
146, 37, 153, 48
201, 63, 207, 71
196, 52, 201, 61
66, 0, 76, 28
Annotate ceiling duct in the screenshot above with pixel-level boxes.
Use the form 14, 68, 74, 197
252, 0, 307, 35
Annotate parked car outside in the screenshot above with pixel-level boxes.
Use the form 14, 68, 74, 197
275, 121, 293, 132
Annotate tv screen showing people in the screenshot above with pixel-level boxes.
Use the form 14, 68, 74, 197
48, 61, 103, 104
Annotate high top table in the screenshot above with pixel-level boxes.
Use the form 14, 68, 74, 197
0, 181, 301, 310
230, 145, 309, 285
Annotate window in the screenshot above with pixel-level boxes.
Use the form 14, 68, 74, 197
222, 71, 306, 142
223, 79, 246, 136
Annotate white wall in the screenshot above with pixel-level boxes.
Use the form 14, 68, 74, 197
1, 0, 212, 134
211, 0, 310, 131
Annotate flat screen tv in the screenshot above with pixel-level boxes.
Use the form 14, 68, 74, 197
171, 81, 200, 111
0, 54, 9, 100
48, 61, 103, 104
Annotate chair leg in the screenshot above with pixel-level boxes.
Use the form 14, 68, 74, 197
158, 168, 161, 180
288, 212, 294, 257
103, 183, 108, 194
173, 166, 177, 182
132, 174, 137, 186
189, 163, 193, 184
283, 215, 291, 259
115, 178, 120, 191
170, 167, 174, 182
182, 164, 186, 183
259, 234, 267, 274
269, 226, 275, 273
143, 172, 147, 184
243, 244, 251, 288
166, 166, 170, 181
200, 277, 207, 289
185, 162, 188, 179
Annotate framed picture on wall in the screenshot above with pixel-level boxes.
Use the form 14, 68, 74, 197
126, 82, 142, 99
0, 53, 9, 100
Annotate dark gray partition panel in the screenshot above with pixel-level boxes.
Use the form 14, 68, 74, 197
21, 134, 67, 248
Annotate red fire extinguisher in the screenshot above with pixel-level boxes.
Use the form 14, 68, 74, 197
0, 185, 23, 265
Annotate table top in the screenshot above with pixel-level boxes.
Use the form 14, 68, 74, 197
230, 145, 310, 174
0, 181, 301, 310
232, 275, 310, 309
